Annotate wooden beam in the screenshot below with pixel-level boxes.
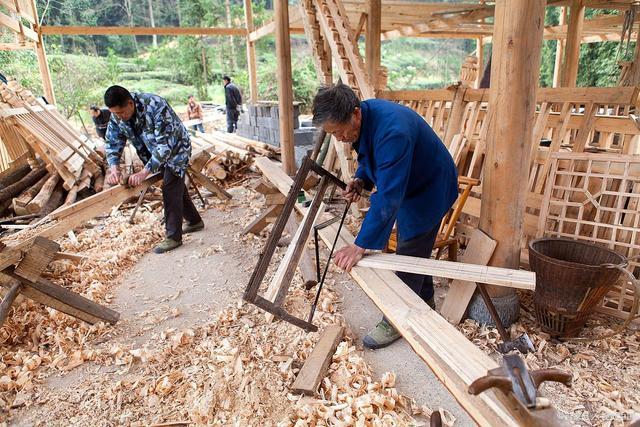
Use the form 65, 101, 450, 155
365, 0, 381, 92
475, 37, 484, 88
248, 7, 303, 42
553, 7, 567, 88
275, 0, 296, 175
560, 0, 585, 87
244, 0, 258, 104
1, 270, 120, 324
40, 26, 247, 36
28, 0, 56, 104
291, 325, 344, 395
479, 0, 545, 298
357, 253, 534, 291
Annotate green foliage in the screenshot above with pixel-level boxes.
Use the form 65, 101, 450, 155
106, 48, 122, 81
48, 53, 110, 118
0, 50, 43, 95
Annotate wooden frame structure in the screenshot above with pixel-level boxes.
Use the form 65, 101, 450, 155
538, 152, 640, 321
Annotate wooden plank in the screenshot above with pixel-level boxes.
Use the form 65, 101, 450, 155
1, 270, 119, 324
439, 229, 497, 324
14, 236, 60, 283
242, 204, 283, 235
40, 25, 247, 36
357, 253, 535, 291
290, 325, 344, 395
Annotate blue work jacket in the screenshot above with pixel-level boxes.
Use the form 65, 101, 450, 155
353, 99, 458, 250
105, 92, 191, 177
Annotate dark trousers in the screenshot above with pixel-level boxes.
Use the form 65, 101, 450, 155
395, 225, 439, 302
162, 168, 202, 241
226, 109, 239, 133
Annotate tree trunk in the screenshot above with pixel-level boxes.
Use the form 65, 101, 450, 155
148, 0, 158, 48
0, 166, 47, 204
12, 173, 51, 216
39, 182, 65, 217
27, 173, 61, 214
0, 163, 31, 189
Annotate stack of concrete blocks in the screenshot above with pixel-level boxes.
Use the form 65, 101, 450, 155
237, 102, 318, 166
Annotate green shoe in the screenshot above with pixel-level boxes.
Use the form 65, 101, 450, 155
363, 319, 401, 350
183, 220, 204, 234
153, 238, 182, 254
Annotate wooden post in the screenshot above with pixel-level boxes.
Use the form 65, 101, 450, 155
323, 38, 333, 85
244, 0, 258, 103
561, 0, 584, 87
29, 0, 56, 104
365, 0, 381, 92
628, 25, 640, 86
275, 0, 296, 175
475, 37, 484, 88
552, 6, 567, 88
479, 0, 545, 298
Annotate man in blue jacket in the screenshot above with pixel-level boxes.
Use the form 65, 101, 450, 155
312, 84, 458, 349
104, 85, 204, 254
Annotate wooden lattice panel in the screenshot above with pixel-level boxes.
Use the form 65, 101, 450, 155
537, 152, 640, 320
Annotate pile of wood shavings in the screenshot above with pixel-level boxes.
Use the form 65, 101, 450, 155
0, 209, 163, 419
457, 292, 640, 426
2, 186, 437, 426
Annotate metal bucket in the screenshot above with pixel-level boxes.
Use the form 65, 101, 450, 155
528, 237, 627, 338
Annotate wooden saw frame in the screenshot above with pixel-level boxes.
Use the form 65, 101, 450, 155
243, 156, 346, 331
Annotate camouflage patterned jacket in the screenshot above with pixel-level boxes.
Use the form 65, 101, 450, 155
105, 92, 191, 177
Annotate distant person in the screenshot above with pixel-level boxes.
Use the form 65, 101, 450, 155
90, 105, 111, 140
103, 85, 204, 254
187, 94, 205, 133
223, 75, 242, 133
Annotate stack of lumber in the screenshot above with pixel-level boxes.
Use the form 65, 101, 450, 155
192, 131, 279, 186
0, 77, 104, 192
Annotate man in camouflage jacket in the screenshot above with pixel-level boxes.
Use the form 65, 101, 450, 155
104, 85, 204, 254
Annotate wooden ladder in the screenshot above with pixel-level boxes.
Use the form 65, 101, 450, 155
311, 0, 375, 99
299, 0, 332, 84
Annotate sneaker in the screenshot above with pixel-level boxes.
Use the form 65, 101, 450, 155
363, 319, 401, 350
183, 220, 204, 234
153, 238, 182, 254
426, 296, 436, 310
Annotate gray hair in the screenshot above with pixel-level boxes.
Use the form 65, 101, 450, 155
312, 83, 360, 126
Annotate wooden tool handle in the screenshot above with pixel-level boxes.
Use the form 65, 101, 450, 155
468, 375, 512, 395
530, 369, 572, 388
